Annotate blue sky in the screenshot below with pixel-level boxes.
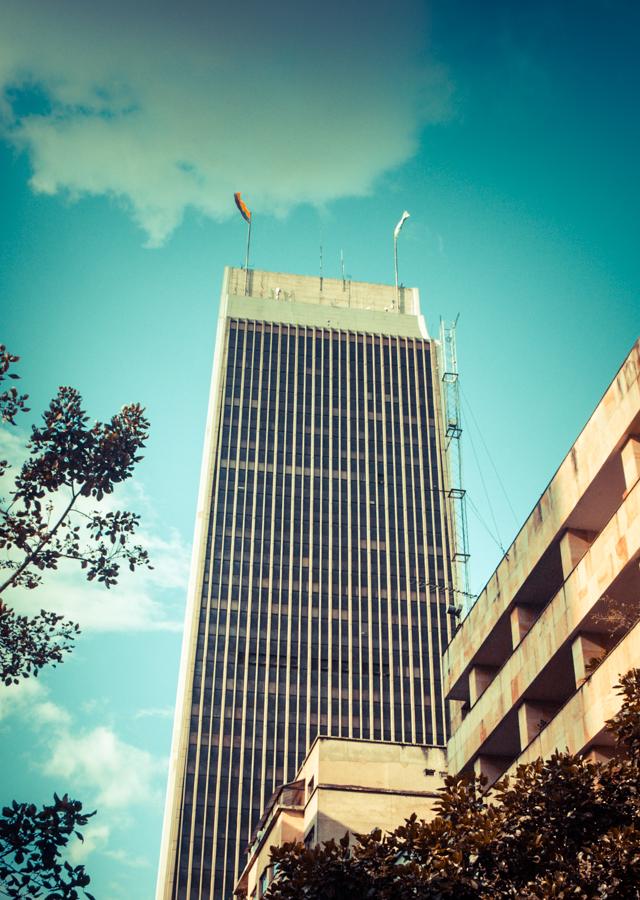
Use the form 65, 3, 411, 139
1, 0, 639, 896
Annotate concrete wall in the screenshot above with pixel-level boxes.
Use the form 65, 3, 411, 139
240, 806, 304, 899
507, 620, 640, 772
448, 476, 640, 774
443, 338, 640, 786
314, 789, 441, 845
237, 738, 447, 896
227, 267, 421, 316
299, 738, 446, 845
444, 339, 640, 702
227, 294, 427, 338
308, 737, 446, 791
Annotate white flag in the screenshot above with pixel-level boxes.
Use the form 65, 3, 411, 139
394, 210, 410, 239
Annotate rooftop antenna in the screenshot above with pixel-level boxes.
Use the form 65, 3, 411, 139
438, 315, 472, 615
320, 242, 323, 292
393, 210, 410, 310
340, 249, 346, 290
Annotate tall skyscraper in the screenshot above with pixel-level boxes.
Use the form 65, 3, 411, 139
157, 267, 457, 899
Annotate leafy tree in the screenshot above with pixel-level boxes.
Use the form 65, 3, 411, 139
0, 607, 79, 687
0, 346, 30, 426
0, 347, 154, 896
256, 669, 640, 900
0, 793, 95, 899
0, 347, 154, 897
0, 346, 151, 683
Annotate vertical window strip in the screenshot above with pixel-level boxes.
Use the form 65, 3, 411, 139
397, 338, 414, 744
282, 324, 295, 782
247, 322, 266, 833
228, 323, 260, 888
332, 330, 338, 734
241, 325, 261, 845
419, 341, 439, 744
363, 337, 374, 740
256, 324, 274, 813
198, 321, 242, 897
310, 328, 320, 747
410, 339, 429, 746
292, 324, 302, 773
379, 337, 393, 741
371, 335, 384, 740
308, 329, 318, 763
428, 343, 451, 743
217, 317, 250, 898
346, 333, 355, 737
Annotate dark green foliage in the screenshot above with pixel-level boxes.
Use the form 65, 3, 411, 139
0, 384, 151, 594
0, 346, 30, 428
608, 668, 640, 762
0, 348, 150, 897
259, 669, 640, 900
0, 347, 151, 682
0, 794, 95, 899
0, 605, 80, 686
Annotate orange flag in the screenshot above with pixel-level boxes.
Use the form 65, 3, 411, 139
234, 192, 251, 223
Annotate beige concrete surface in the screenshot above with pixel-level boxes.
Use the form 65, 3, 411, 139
236, 738, 447, 897
444, 339, 640, 702
226, 267, 420, 316
505, 619, 640, 773
447, 476, 640, 775
444, 338, 640, 788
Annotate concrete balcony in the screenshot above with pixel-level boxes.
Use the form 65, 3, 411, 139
444, 340, 640, 703
505, 616, 640, 773
446, 475, 640, 778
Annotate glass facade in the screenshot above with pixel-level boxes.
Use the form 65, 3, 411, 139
169, 317, 454, 899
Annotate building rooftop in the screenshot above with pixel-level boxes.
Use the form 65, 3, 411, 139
226, 266, 421, 315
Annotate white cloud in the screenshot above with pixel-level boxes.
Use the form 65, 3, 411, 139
33, 698, 73, 726
104, 847, 151, 869
0, 0, 452, 246
0, 678, 72, 731
0, 679, 164, 869
0, 427, 25, 473
68, 822, 111, 864
135, 706, 174, 720
44, 725, 166, 810
0, 677, 57, 723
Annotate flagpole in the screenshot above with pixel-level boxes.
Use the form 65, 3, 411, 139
393, 211, 410, 311
244, 218, 251, 295
234, 192, 252, 293
245, 218, 252, 270
394, 232, 399, 310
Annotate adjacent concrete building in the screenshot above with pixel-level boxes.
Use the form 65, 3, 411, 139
236, 739, 447, 898
444, 339, 640, 785
157, 267, 459, 898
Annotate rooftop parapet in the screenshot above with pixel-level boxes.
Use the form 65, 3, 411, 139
227, 266, 421, 316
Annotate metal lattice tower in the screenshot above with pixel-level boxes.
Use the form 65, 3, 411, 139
439, 318, 472, 615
